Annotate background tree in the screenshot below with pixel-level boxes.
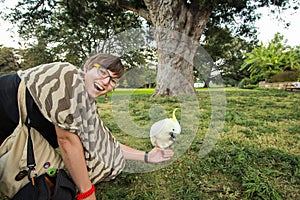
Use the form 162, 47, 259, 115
0, 45, 22, 75
3, 0, 143, 68
21, 37, 56, 69
199, 26, 254, 87
212, 36, 254, 87
3, 0, 299, 95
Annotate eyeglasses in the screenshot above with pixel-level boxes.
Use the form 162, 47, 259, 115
93, 63, 118, 87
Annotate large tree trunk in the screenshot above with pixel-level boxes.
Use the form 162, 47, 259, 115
143, 0, 211, 96
154, 51, 195, 96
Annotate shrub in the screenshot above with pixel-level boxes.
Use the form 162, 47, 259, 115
265, 70, 278, 82
270, 71, 300, 83
238, 78, 257, 89
243, 84, 258, 89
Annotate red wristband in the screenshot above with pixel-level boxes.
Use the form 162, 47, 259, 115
77, 184, 95, 200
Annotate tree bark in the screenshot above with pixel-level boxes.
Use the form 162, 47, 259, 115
142, 0, 211, 96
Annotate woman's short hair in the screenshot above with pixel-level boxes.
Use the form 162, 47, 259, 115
83, 53, 124, 78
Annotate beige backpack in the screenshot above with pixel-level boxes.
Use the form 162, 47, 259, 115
0, 81, 64, 198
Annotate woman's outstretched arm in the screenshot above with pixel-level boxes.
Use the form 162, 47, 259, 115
120, 144, 174, 163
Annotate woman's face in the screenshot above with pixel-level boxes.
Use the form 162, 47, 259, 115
84, 67, 119, 98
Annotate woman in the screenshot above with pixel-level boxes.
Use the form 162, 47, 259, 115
0, 53, 174, 199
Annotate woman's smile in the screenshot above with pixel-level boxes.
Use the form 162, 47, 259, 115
94, 82, 104, 91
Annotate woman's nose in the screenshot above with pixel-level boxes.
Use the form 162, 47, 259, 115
102, 76, 111, 85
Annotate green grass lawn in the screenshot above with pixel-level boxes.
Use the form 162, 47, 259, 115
1, 88, 299, 200
96, 88, 299, 200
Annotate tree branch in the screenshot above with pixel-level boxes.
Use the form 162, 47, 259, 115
123, 7, 150, 22
99, 0, 150, 22
117, 0, 150, 22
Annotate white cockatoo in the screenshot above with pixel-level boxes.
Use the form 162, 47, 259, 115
150, 108, 181, 149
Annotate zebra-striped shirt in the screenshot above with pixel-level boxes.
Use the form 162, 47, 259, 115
17, 62, 125, 183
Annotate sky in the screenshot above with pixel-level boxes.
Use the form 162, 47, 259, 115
0, 1, 299, 49
255, 6, 300, 46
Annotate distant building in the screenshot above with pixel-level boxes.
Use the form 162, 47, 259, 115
194, 82, 205, 88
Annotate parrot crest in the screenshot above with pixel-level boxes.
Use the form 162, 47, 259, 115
172, 108, 179, 123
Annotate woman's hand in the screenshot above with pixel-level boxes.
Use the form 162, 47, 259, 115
148, 147, 174, 163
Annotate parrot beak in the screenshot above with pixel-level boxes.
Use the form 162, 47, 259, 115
169, 132, 177, 141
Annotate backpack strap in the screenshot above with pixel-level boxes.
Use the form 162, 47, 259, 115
17, 81, 27, 124
17, 81, 36, 182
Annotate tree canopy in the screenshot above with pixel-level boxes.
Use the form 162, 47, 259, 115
2, 0, 143, 67
2, 0, 299, 95
0, 45, 22, 75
